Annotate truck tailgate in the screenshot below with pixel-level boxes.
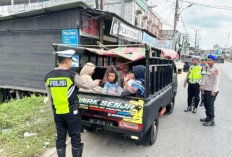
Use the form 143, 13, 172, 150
78, 92, 144, 132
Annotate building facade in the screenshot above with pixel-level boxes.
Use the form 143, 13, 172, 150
1, 0, 163, 39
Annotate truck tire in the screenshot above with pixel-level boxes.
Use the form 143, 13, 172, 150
84, 126, 96, 132
136, 118, 159, 146
149, 118, 159, 145
178, 69, 182, 74
166, 97, 175, 114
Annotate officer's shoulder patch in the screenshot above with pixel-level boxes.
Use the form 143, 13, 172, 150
214, 66, 220, 75
215, 70, 219, 75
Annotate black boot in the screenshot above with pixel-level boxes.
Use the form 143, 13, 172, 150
192, 107, 197, 113
199, 100, 204, 106
200, 95, 204, 106
203, 119, 215, 126
57, 148, 66, 157
184, 106, 192, 112
193, 99, 200, 111
200, 117, 209, 122
72, 143, 83, 157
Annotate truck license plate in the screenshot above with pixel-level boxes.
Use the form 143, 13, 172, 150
89, 119, 113, 126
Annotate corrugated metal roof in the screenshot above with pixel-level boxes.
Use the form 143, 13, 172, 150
0, 0, 38, 6
0, 1, 90, 21
0, 1, 159, 42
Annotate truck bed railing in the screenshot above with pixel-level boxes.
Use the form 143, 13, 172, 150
149, 63, 173, 96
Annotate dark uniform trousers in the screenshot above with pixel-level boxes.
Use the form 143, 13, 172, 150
188, 83, 200, 107
54, 111, 82, 149
204, 91, 218, 120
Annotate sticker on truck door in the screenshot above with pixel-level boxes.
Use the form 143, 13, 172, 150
123, 100, 144, 124
79, 98, 144, 124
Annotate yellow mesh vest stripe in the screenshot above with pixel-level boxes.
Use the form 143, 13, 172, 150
46, 77, 73, 114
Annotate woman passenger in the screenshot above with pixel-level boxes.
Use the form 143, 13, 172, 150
79, 62, 102, 93
121, 65, 146, 97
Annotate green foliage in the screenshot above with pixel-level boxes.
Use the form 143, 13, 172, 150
0, 95, 56, 157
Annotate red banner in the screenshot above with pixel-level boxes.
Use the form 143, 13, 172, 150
81, 13, 98, 37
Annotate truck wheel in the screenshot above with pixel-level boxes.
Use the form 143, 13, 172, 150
166, 97, 175, 114
149, 118, 159, 145
84, 126, 96, 132
136, 118, 159, 146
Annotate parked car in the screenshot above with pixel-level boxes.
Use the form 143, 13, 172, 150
216, 55, 224, 63
181, 55, 192, 72
181, 55, 200, 72
174, 59, 184, 74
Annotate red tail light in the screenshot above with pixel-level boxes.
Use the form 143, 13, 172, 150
119, 121, 143, 131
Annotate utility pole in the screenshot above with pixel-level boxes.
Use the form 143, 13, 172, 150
181, 34, 187, 54
95, 0, 99, 9
194, 29, 198, 49
121, 0, 125, 19
195, 28, 201, 51
99, 0, 104, 44
119, 0, 125, 45
100, 0, 103, 10
172, 0, 179, 50
227, 33, 230, 48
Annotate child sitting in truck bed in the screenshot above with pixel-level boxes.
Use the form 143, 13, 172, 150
123, 71, 135, 89
121, 65, 145, 97
102, 70, 123, 96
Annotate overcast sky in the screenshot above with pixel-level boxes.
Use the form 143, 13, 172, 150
148, 0, 232, 50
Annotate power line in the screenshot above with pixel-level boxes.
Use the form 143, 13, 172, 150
180, 15, 190, 35
164, 5, 175, 22
147, 0, 175, 28
162, 0, 176, 3
152, 9, 174, 28
187, 7, 197, 27
159, 3, 175, 12
160, 0, 174, 7
181, 0, 232, 10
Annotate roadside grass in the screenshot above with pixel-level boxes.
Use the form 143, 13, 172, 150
0, 95, 56, 157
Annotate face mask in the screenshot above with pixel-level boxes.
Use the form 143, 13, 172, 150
71, 55, 79, 67
71, 61, 79, 68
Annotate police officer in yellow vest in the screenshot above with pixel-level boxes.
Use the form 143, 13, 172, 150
44, 50, 100, 157
184, 57, 202, 113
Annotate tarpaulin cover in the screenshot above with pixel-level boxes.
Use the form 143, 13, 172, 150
85, 47, 146, 61
161, 48, 179, 59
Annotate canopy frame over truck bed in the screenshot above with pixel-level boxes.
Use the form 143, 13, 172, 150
52, 43, 176, 99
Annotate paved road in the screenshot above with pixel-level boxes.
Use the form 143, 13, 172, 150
45, 62, 232, 157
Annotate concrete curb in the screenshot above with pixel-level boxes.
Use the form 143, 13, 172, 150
41, 147, 57, 157
41, 132, 87, 157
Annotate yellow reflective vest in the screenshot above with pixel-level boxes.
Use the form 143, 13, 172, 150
188, 65, 202, 83
45, 69, 79, 114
